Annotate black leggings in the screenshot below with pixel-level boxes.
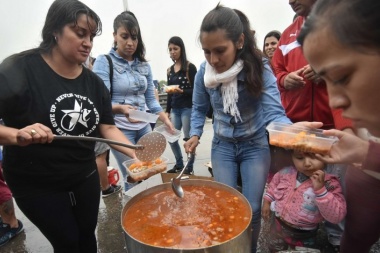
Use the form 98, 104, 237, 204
15, 171, 100, 253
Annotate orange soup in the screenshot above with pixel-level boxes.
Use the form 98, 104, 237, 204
123, 185, 251, 249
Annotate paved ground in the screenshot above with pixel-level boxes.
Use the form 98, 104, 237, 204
2, 118, 379, 252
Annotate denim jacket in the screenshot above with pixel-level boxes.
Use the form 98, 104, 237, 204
190, 60, 292, 141
92, 49, 162, 130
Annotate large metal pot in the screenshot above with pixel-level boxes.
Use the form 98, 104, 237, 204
121, 179, 252, 253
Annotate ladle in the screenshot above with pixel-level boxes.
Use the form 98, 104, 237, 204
53, 131, 166, 162
171, 153, 195, 198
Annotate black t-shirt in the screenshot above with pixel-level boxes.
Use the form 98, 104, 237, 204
0, 50, 114, 197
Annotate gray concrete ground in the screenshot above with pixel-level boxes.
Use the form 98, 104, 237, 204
1, 119, 214, 253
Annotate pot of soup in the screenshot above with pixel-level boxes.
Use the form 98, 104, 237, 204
121, 179, 252, 253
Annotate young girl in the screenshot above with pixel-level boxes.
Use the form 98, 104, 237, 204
262, 150, 347, 251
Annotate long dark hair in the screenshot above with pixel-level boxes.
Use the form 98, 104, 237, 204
200, 5, 264, 96
298, 0, 380, 53
168, 36, 188, 71
113, 11, 146, 62
39, 0, 102, 54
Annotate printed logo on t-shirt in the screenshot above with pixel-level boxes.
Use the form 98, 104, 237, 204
49, 93, 99, 136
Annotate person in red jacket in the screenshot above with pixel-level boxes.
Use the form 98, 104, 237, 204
272, 0, 350, 131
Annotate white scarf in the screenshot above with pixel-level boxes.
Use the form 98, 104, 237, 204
204, 60, 244, 122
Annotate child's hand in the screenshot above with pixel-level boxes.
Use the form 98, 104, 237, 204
310, 170, 325, 191
262, 200, 271, 222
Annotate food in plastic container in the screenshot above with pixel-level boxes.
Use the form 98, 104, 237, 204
129, 110, 159, 123
164, 85, 179, 93
154, 124, 182, 143
123, 156, 169, 181
266, 122, 338, 155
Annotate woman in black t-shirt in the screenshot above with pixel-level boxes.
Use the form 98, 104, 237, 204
0, 1, 135, 252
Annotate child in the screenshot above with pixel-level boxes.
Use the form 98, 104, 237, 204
262, 150, 346, 252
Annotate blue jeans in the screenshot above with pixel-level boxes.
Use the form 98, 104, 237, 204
169, 108, 194, 168
111, 124, 152, 191
211, 134, 270, 253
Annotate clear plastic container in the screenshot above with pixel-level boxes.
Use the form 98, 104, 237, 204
164, 85, 179, 93
154, 124, 182, 143
129, 110, 159, 123
266, 122, 338, 154
123, 156, 169, 181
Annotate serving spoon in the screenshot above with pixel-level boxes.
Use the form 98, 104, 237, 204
171, 153, 195, 198
53, 131, 166, 162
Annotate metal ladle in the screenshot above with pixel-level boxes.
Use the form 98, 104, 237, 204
171, 153, 195, 198
53, 131, 166, 162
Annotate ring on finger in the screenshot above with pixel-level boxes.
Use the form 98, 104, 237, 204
31, 129, 37, 137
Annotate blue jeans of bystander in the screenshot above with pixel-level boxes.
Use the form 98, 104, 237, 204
169, 108, 193, 169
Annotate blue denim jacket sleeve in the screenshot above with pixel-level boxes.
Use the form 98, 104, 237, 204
143, 64, 163, 114
189, 62, 209, 138
92, 53, 162, 114
261, 60, 292, 126
92, 55, 111, 94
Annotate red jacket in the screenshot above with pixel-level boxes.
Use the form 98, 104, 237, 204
272, 17, 351, 130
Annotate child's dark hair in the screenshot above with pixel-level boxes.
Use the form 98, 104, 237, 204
200, 4, 264, 96
113, 11, 146, 62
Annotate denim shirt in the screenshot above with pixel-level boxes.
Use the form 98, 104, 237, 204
92, 49, 162, 130
190, 60, 292, 141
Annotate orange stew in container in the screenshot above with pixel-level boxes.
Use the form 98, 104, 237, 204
123, 185, 251, 249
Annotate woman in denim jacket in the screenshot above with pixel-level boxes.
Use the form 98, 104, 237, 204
93, 11, 174, 191
184, 5, 321, 253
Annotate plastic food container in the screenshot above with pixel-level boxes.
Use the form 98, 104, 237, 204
164, 85, 179, 93
266, 122, 338, 154
129, 110, 159, 123
123, 156, 169, 181
154, 124, 182, 143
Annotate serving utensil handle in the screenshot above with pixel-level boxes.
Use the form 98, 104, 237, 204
53, 135, 144, 150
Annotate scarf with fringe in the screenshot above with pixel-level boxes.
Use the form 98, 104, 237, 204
204, 60, 244, 122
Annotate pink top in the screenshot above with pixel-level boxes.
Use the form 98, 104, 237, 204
264, 166, 347, 230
